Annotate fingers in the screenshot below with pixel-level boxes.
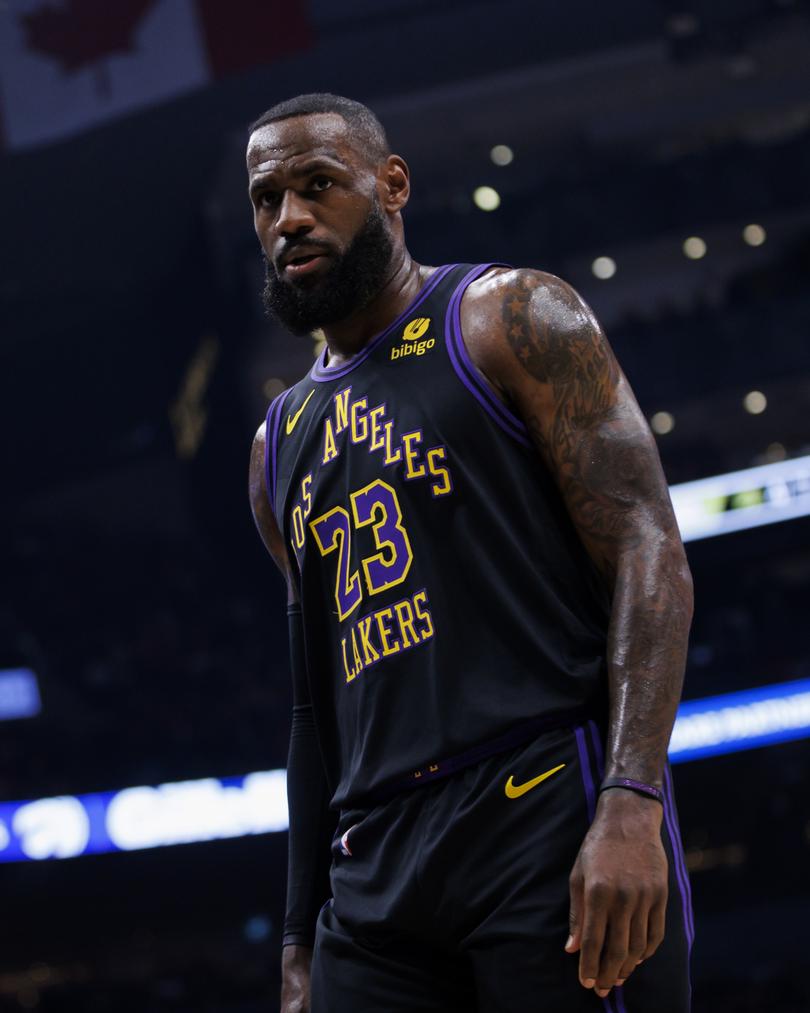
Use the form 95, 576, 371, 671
616, 906, 649, 983
577, 881, 609, 991
591, 893, 631, 998
565, 865, 584, 955
565, 823, 669, 998
576, 885, 664, 997
643, 892, 667, 960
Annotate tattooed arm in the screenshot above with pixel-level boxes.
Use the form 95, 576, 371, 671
460, 268, 694, 998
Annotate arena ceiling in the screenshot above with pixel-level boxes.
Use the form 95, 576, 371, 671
2, 0, 809, 338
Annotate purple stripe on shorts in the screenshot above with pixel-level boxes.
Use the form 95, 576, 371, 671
444, 264, 533, 448
664, 765, 695, 949
600, 986, 620, 1013
264, 388, 290, 516
575, 724, 597, 821
309, 263, 456, 382
662, 774, 694, 950
588, 719, 606, 776
664, 767, 694, 1006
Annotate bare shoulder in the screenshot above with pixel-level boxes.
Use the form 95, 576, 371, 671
458, 266, 617, 417
460, 269, 679, 580
461, 266, 609, 380
463, 265, 593, 320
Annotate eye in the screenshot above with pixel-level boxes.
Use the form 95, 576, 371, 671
309, 177, 333, 193
258, 190, 280, 209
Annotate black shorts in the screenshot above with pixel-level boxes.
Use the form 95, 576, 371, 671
311, 720, 693, 1012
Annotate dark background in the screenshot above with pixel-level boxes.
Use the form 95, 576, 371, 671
2, 0, 810, 1009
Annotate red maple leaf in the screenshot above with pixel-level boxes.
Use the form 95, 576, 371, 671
20, 0, 157, 94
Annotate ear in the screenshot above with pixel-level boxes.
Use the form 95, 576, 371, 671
378, 155, 410, 213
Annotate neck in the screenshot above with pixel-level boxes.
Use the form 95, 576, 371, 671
321, 248, 424, 366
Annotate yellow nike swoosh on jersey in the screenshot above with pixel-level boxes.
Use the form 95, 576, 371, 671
286, 389, 315, 435
504, 762, 566, 799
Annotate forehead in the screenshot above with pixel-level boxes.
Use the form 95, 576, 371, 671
246, 113, 359, 176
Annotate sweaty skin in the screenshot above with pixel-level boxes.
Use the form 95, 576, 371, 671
459, 268, 693, 996
247, 112, 693, 1010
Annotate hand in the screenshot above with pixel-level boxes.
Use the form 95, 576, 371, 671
565, 788, 667, 998
281, 944, 313, 1013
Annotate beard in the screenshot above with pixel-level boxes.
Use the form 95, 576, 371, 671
261, 197, 394, 336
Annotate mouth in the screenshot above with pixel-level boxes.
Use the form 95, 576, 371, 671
279, 251, 331, 280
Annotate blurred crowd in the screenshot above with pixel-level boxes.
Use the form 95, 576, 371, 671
0, 530, 290, 803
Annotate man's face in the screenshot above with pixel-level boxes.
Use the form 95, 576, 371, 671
247, 113, 394, 335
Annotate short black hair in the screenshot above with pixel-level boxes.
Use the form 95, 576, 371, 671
248, 93, 390, 165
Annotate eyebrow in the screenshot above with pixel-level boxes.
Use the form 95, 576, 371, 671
248, 156, 349, 196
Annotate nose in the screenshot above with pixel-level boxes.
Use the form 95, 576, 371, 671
275, 188, 315, 237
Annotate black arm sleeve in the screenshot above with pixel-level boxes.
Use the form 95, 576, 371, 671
282, 603, 337, 948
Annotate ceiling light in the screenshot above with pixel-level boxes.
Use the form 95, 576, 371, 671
591, 256, 616, 280
651, 412, 675, 435
473, 186, 501, 211
743, 224, 766, 247
490, 145, 514, 167
683, 236, 706, 260
743, 390, 767, 414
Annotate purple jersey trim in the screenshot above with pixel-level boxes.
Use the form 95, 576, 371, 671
264, 388, 291, 516
309, 264, 456, 382
445, 263, 532, 448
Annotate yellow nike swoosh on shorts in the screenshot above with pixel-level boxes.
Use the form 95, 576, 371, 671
504, 762, 566, 799
286, 389, 315, 435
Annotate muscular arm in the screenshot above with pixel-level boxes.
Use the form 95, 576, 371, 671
249, 424, 335, 1010
461, 268, 693, 995
249, 422, 297, 604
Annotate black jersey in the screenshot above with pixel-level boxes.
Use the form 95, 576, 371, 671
266, 263, 611, 808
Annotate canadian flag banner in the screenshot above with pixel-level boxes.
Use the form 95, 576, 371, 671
0, 0, 313, 151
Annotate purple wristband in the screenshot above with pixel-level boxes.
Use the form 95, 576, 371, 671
599, 777, 664, 804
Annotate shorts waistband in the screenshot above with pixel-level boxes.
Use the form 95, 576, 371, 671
353, 707, 593, 809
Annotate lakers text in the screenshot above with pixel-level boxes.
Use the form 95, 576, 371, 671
341, 588, 434, 683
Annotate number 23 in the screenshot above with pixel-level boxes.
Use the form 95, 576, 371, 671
309, 479, 413, 621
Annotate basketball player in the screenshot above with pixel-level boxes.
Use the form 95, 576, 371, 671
247, 94, 694, 1013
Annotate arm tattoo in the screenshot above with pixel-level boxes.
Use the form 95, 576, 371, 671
502, 273, 634, 576
500, 272, 693, 785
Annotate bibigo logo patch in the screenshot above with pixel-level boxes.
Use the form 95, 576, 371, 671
392, 317, 435, 360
